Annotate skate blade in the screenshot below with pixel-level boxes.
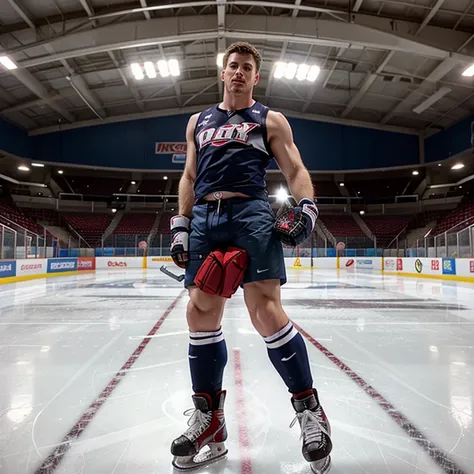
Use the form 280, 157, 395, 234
172, 442, 228, 471
311, 455, 331, 474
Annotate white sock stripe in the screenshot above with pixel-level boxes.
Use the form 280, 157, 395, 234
189, 329, 222, 338
264, 321, 293, 343
266, 327, 298, 349
189, 333, 225, 346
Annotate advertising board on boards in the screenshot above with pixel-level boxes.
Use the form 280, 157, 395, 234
47, 258, 78, 273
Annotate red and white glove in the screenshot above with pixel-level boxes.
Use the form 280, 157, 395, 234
170, 215, 190, 268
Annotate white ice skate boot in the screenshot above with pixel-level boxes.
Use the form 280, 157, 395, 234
290, 389, 332, 474
171, 390, 228, 471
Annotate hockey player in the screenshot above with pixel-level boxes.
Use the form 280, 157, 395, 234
169, 42, 332, 473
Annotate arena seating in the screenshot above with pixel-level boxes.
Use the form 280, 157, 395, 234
113, 213, 156, 235
320, 215, 365, 237
158, 212, 173, 233
431, 201, 474, 236
63, 214, 113, 247
0, 200, 46, 235
362, 215, 411, 247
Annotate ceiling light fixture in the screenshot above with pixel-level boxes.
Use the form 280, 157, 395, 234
157, 60, 170, 78
18, 165, 29, 171
412, 170, 419, 175
168, 59, 180, 77
144, 61, 156, 79
0, 56, 17, 70
31, 163, 44, 167
273, 62, 320, 82
462, 64, 474, 77
451, 163, 465, 170
130, 63, 144, 80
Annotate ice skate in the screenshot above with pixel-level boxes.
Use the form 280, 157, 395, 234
290, 389, 332, 474
171, 390, 228, 471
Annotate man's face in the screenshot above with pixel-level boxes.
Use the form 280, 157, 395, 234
221, 52, 260, 95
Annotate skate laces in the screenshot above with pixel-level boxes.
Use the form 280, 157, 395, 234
290, 407, 329, 446
182, 407, 212, 441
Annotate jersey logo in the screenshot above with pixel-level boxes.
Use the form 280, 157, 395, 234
198, 122, 259, 148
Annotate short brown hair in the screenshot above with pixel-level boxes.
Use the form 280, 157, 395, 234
222, 42, 262, 72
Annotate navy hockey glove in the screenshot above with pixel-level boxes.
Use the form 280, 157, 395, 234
274, 198, 319, 247
170, 215, 190, 268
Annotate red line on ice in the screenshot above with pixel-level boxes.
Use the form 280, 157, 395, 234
233, 348, 253, 474
293, 321, 467, 474
35, 290, 185, 474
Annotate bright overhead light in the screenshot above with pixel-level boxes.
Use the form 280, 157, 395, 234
274, 62, 286, 79
451, 163, 465, 170
296, 64, 310, 81
412, 170, 419, 175
31, 163, 44, 167
359, 210, 365, 215
276, 188, 289, 202
339, 182, 345, 186
307, 65, 321, 82
58, 170, 64, 174
168, 59, 180, 77
462, 64, 474, 77
217, 53, 224, 68
157, 60, 170, 77
111, 208, 117, 213
130, 63, 144, 80
18, 165, 29, 171
144, 61, 156, 79
438, 163, 442, 167
274, 62, 320, 82
163, 175, 168, 180
285, 62, 298, 80
131, 181, 136, 185
0, 56, 17, 70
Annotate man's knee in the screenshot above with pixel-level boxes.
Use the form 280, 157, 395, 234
187, 287, 226, 331
243, 280, 287, 336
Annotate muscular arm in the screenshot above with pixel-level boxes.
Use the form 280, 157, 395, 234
267, 111, 314, 202
178, 113, 199, 217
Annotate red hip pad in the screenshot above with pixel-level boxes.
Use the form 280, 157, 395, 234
194, 247, 248, 298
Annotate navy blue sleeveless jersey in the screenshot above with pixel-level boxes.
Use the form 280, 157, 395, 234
193, 101, 273, 201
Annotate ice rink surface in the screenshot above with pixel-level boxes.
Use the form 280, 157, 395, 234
0, 268, 473, 474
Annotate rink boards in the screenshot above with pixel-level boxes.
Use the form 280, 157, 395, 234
1, 256, 474, 283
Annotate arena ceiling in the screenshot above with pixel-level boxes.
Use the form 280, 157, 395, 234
0, 0, 473, 137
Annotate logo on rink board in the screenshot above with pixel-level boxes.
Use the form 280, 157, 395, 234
0, 260, 16, 278
108, 261, 127, 267
431, 260, 440, 271
47, 258, 77, 273
470, 261, 474, 273
442, 258, 456, 275
414, 259, 423, 273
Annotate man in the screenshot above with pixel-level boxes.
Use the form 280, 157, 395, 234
169, 42, 332, 473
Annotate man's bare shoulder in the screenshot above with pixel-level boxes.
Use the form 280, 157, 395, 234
266, 109, 291, 137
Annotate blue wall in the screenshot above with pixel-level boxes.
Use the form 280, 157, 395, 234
425, 113, 473, 163
32, 114, 419, 171
0, 118, 32, 158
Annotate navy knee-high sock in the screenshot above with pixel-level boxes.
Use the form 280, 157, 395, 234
189, 328, 228, 397
264, 321, 313, 395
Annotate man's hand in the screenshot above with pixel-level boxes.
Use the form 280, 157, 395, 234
170, 215, 190, 268
274, 198, 319, 247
